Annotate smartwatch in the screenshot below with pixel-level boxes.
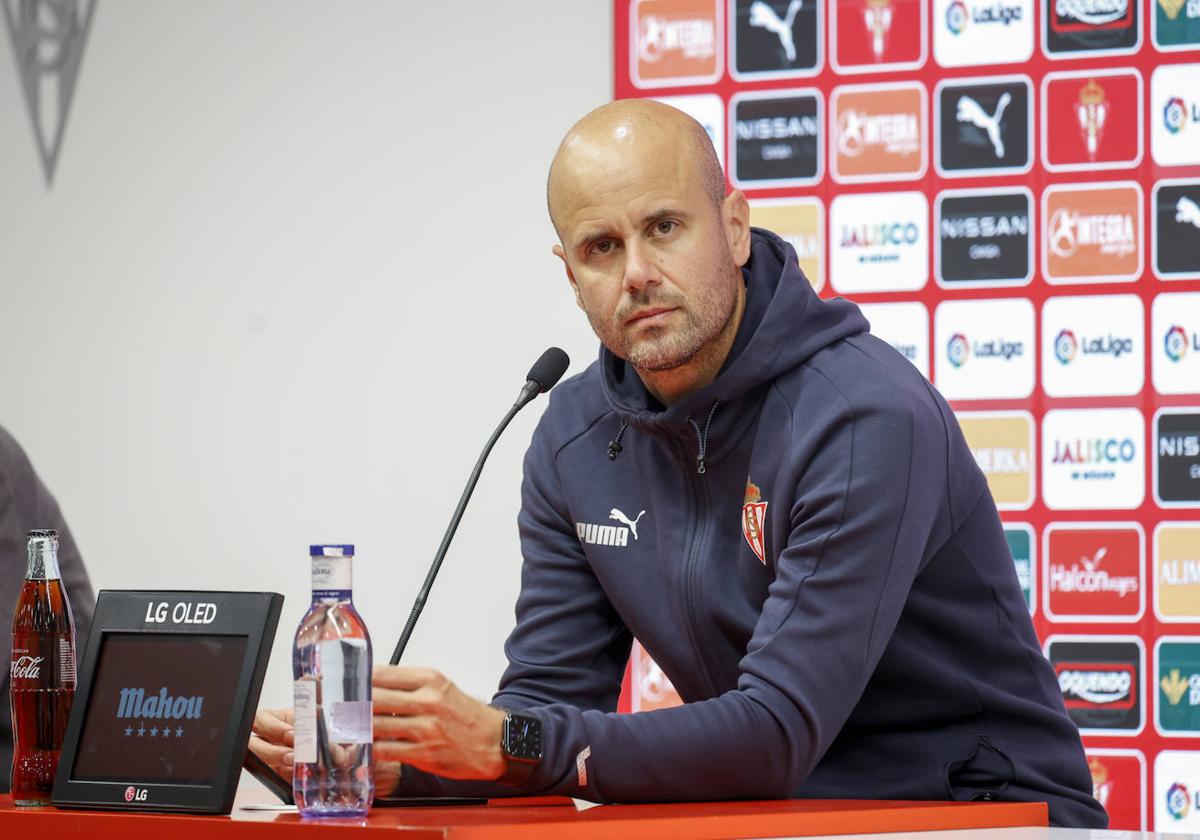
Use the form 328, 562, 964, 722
498, 709, 543, 787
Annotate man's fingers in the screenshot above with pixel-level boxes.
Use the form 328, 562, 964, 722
252, 708, 294, 746
373, 712, 435, 742
373, 685, 443, 718
248, 733, 294, 773
372, 665, 446, 691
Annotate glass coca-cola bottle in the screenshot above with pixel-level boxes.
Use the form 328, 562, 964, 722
9, 529, 77, 806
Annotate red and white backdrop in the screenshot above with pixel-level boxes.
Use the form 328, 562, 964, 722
612, 0, 1200, 829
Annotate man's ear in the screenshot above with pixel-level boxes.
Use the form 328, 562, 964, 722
723, 190, 752, 267
553, 244, 585, 310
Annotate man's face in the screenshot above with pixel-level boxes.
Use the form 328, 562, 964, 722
551, 142, 745, 372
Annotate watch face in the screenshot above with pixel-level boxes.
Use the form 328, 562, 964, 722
505, 714, 543, 762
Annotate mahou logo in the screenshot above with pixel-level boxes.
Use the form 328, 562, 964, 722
1044, 524, 1144, 621
10, 655, 43, 680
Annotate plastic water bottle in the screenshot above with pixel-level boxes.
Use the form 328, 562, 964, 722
292, 544, 374, 817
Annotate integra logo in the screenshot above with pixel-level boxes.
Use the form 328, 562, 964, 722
1048, 208, 1137, 258
837, 109, 920, 157
638, 15, 716, 63
1057, 663, 1135, 707
1053, 0, 1131, 28
946, 0, 1023, 33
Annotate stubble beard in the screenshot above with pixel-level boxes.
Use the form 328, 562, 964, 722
592, 266, 741, 374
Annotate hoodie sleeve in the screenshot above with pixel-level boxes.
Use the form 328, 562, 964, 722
392, 387, 941, 802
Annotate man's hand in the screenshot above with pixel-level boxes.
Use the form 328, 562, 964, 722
248, 706, 403, 797
248, 707, 294, 778
372, 666, 507, 781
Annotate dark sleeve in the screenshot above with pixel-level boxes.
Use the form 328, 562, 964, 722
387, 410, 632, 799
394, 392, 942, 803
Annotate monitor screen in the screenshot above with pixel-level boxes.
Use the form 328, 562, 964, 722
70, 632, 248, 785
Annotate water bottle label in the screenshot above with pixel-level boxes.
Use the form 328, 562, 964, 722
329, 700, 372, 744
293, 679, 318, 764
311, 557, 352, 594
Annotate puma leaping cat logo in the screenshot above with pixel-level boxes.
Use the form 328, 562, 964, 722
609, 508, 647, 541
956, 92, 1012, 159
749, 0, 803, 63
1177, 196, 1200, 230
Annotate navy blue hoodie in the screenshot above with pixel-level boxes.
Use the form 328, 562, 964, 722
396, 230, 1106, 828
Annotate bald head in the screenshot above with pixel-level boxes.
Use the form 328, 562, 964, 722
547, 99, 726, 237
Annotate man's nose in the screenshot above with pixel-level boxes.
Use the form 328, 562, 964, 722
623, 241, 662, 293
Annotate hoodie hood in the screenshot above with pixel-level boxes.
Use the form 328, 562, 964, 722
599, 228, 869, 433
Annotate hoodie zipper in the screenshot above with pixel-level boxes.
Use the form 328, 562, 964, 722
679, 402, 723, 696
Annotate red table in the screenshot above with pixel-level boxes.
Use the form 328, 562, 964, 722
0, 792, 1047, 839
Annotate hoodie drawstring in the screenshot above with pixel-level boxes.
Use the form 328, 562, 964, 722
607, 420, 629, 461
686, 401, 720, 475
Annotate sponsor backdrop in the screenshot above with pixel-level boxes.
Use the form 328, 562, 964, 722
614, 0, 1200, 829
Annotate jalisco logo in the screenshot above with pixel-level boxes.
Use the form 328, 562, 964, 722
1052, 0, 1132, 29
946, 0, 1024, 32
840, 220, 920, 261
1052, 436, 1137, 467
1057, 663, 1135, 708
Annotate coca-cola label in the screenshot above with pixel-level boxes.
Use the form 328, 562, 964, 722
10, 654, 43, 680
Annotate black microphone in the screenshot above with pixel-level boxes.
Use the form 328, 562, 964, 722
389, 347, 570, 666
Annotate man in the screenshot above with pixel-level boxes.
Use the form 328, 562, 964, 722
0, 423, 96, 792
251, 100, 1106, 827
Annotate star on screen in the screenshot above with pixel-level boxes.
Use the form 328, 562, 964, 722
149, 726, 158, 737
124, 726, 132, 737
176, 727, 184, 737
137, 725, 146, 736
162, 727, 172, 738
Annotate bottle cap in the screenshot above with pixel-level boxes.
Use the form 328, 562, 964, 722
310, 544, 354, 557
27, 529, 58, 539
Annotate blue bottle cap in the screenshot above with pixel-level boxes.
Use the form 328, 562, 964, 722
309, 544, 355, 557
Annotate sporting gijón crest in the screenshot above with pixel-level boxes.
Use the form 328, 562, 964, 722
742, 479, 768, 564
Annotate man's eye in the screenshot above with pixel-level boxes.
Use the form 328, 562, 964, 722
592, 240, 615, 255
653, 220, 677, 235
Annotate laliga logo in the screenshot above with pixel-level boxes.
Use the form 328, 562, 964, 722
1165, 325, 1190, 362
1168, 782, 1191, 820
1055, 329, 1078, 365
1164, 96, 1188, 134
947, 333, 970, 368
863, 0, 894, 58
1076, 80, 1107, 160
124, 786, 148, 802
946, 0, 969, 32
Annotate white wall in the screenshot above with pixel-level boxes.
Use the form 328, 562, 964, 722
0, 0, 612, 716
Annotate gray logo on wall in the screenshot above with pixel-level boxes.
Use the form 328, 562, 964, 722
3, 0, 97, 185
